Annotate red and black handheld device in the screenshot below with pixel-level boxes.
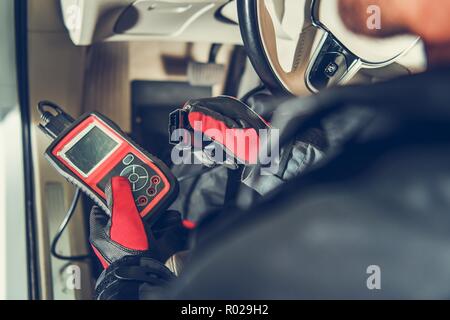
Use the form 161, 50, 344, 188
38, 101, 178, 223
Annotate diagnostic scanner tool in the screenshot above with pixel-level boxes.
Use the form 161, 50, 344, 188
38, 101, 178, 223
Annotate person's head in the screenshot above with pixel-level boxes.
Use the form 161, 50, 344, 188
338, 0, 450, 66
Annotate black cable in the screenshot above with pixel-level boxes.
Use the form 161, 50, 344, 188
50, 188, 91, 261
240, 84, 266, 105
37, 100, 66, 117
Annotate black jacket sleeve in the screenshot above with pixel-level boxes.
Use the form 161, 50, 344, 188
95, 256, 175, 300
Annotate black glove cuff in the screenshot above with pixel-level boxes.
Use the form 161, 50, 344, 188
95, 255, 176, 300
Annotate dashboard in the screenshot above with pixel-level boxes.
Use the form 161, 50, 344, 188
60, 0, 242, 45
60, 0, 426, 77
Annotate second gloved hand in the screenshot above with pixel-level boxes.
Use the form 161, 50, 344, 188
90, 176, 178, 299
90, 176, 152, 268
172, 96, 271, 168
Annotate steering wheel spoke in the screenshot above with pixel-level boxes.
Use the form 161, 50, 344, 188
237, 0, 421, 96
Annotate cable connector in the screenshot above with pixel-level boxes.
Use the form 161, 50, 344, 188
38, 101, 75, 140
169, 108, 191, 146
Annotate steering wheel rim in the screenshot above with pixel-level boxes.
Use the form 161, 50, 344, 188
237, 0, 318, 96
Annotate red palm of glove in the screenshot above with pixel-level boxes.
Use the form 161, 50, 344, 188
185, 96, 271, 165
90, 177, 149, 269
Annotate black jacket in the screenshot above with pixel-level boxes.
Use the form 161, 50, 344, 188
96, 67, 450, 299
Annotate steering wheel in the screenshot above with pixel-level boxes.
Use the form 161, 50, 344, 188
237, 0, 421, 96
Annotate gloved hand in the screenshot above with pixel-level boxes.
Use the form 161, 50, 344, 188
171, 96, 271, 168
170, 95, 328, 197
90, 176, 152, 268
90, 176, 189, 267
90, 176, 183, 299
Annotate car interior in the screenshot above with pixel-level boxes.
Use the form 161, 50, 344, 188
24, 0, 427, 299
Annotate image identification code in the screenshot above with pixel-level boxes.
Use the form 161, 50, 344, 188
181, 304, 269, 318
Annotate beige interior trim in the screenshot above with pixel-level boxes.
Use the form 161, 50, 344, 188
82, 42, 131, 132
61, 0, 242, 46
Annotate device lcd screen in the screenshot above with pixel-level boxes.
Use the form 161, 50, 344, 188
64, 126, 118, 175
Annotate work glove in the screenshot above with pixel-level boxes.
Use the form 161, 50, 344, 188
90, 176, 180, 299
90, 176, 189, 267
170, 96, 327, 197
170, 96, 271, 168
90, 176, 152, 268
